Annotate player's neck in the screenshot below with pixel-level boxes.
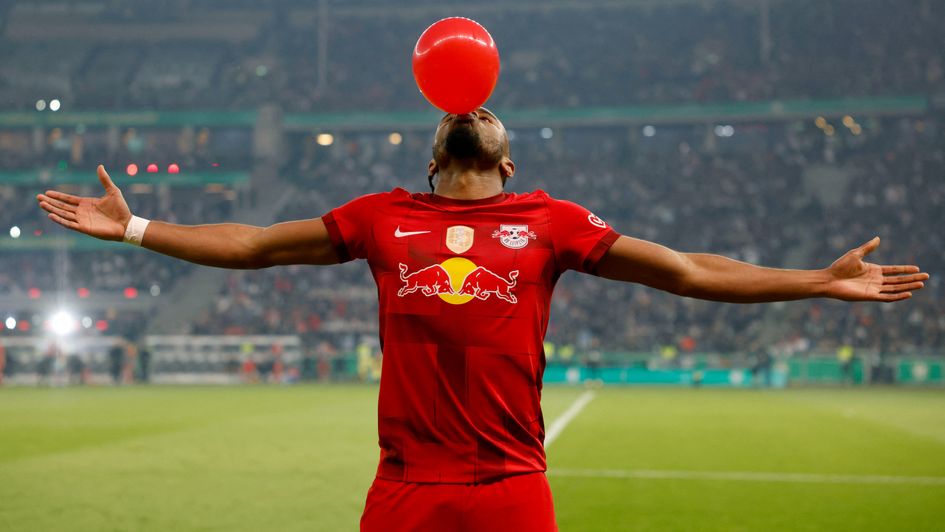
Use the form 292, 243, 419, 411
433, 168, 504, 200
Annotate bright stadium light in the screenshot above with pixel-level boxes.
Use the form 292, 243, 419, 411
316, 133, 334, 146
4, 317, 15, 330
10, 226, 21, 238
642, 125, 656, 137
35, 99, 46, 111
49, 99, 61, 112
49, 310, 77, 336
540, 127, 553, 139
388, 132, 403, 145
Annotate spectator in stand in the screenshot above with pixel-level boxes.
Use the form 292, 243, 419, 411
108, 342, 124, 385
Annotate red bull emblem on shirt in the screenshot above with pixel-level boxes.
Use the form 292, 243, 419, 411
398, 258, 519, 304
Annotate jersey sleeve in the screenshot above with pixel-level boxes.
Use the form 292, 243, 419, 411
321, 192, 387, 262
547, 198, 620, 274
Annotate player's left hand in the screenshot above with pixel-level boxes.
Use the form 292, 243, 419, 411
825, 237, 929, 302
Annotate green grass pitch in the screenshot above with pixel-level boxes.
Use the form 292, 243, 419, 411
1, 385, 944, 531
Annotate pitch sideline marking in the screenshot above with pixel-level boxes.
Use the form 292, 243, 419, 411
548, 468, 945, 486
544, 390, 595, 449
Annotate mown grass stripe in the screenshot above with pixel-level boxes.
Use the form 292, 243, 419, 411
549, 468, 945, 486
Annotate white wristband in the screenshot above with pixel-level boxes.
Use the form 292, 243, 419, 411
123, 215, 151, 246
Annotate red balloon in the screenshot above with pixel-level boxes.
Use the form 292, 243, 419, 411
412, 17, 500, 114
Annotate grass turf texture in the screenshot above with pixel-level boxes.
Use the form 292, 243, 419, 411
1, 386, 943, 531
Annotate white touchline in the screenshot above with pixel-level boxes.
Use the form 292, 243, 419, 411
547, 468, 945, 486
544, 390, 595, 449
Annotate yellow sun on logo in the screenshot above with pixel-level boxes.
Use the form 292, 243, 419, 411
438, 257, 477, 305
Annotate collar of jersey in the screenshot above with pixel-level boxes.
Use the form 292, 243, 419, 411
421, 191, 510, 207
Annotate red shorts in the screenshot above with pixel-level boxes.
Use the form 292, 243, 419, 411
360, 472, 557, 532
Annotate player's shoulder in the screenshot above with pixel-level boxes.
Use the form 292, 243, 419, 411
330, 188, 415, 220
485, 189, 592, 215
527, 191, 612, 230
370, 188, 588, 213
341, 187, 412, 206
370, 187, 414, 201
499, 189, 560, 208
501, 190, 602, 227
515, 189, 552, 202
523, 189, 587, 212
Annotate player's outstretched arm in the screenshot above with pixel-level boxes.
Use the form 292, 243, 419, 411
595, 235, 928, 304
37, 165, 340, 269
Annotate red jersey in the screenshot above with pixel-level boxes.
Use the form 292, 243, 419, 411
323, 188, 618, 484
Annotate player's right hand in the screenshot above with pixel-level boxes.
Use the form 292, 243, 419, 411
37, 165, 132, 241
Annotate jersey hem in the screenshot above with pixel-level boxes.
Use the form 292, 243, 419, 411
374, 467, 548, 486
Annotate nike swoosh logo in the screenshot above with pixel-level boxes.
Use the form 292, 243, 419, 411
394, 227, 431, 238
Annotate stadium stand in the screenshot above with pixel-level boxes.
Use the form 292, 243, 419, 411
0, 0, 942, 385
0, 1, 940, 111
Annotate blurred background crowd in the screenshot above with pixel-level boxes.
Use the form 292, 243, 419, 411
1, 1, 942, 112
0, 0, 942, 383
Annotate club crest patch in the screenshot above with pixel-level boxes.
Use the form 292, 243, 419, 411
492, 224, 537, 249
445, 225, 474, 254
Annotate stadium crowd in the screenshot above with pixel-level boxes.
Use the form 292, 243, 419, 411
191, 115, 943, 359
1, 0, 942, 383
0, 1, 942, 112
3, 116, 941, 357
2, 124, 941, 377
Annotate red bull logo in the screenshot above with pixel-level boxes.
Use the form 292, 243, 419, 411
397, 258, 518, 305
457, 266, 519, 303
398, 263, 453, 297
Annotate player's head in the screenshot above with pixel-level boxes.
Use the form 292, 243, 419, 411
428, 107, 514, 191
